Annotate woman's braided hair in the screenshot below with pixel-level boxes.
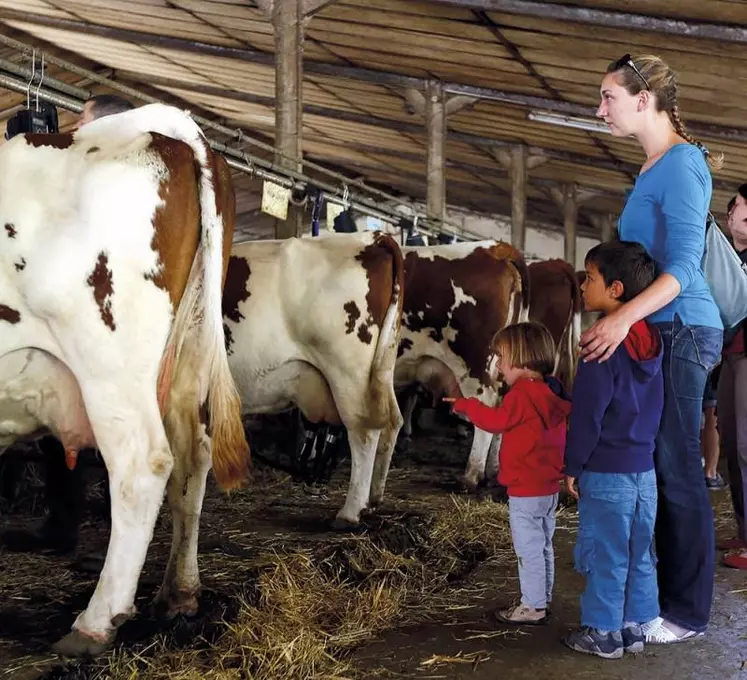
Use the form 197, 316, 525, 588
606, 54, 724, 171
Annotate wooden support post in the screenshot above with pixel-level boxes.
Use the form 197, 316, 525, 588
494, 145, 546, 251
562, 184, 578, 267
589, 212, 615, 242
426, 80, 446, 224
405, 85, 477, 227
259, 0, 305, 238
601, 212, 616, 242
550, 184, 597, 266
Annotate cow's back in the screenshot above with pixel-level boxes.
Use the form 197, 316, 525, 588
224, 232, 402, 430
399, 241, 525, 396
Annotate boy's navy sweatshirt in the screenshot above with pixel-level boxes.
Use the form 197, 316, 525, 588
564, 320, 664, 478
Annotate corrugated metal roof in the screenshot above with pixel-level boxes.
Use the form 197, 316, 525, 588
0, 0, 745, 239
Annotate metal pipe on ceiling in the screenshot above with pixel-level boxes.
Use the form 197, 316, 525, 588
0, 31, 455, 228
0, 56, 90, 99
0, 72, 83, 112
0, 71, 466, 241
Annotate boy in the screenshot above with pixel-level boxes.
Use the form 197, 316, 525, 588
563, 241, 663, 659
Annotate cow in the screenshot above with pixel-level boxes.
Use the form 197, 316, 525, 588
527, 259, 582, 392
394, 248, 583, 492
394, 241, 529, 490
0, 103, 249, 656
223, 231, 404, 526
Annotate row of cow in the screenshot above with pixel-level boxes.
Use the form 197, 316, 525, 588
0, 105, 581, 656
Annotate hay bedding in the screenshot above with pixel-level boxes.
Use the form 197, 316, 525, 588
0, 432, 519, 680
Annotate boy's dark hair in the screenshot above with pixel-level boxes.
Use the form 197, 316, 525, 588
88, 94, 134, 118
739, 183, 747, 202
585, 240, 656, 303
728, 196, 736, 214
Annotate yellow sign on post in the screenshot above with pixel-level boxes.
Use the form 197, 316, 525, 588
261, 181, 291, 220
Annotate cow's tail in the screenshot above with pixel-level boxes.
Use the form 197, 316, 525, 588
153, 111, 249, 490
369, 232, 405, 429
569, 275, 583, 383
192, 141, 250, 490
554, 265, 582, 389
487, 242, 530, 324
510, 252, 530, 324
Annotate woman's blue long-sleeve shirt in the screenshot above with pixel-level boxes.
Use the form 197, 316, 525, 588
618, 143, 722, 329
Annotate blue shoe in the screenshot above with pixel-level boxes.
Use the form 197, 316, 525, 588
622, 624, 645, 653
563, 627, 623, 660
705, 473, 727, 490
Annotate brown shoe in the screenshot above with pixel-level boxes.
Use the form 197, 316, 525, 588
494, 603, 548, 625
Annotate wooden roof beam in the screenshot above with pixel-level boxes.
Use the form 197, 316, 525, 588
113, 71, 744, 195
3, 11, 745, 143
430, 0, 747, 43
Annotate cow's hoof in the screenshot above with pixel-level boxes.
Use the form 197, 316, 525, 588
153, 590, 200, 620
367, 494, 384, 509
455, 476, 478, 494
53, 629, 111, 658
332, 515, 360, 531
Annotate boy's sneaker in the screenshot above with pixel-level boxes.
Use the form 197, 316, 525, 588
705, 473, 727, 490
563, 627, 624, 660
622, 624, 645, 653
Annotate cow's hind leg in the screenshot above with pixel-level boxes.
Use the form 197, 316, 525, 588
369, 390, 404, 508
460, 427, 494, 492
333, 427, 379, 529
54, 391, 173, 657
153, 394, 211, 619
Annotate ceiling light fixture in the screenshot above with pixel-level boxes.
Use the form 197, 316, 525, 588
528, 111, 611, 134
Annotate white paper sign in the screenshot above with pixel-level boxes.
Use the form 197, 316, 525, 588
261, 181, 291, 220
326, 201, 344, 231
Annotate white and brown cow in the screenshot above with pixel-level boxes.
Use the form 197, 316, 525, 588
527, 259, 582, 391
395, 241, 529, 490
223, 232, 404, 526
0, 104, 249, 655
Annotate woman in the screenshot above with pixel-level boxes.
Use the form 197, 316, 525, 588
581, 54, 723, 644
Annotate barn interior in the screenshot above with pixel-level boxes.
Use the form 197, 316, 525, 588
0, 2, 746, 679
0, 0, 744, 261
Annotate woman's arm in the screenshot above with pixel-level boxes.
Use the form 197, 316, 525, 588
580, 274, 680, 362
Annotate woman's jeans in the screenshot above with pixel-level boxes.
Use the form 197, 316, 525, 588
654, 316, 722, 632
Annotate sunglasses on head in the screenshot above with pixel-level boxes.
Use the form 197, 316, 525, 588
611, 53, 649, 90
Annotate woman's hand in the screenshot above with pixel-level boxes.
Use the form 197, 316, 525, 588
579, 308, 632, 363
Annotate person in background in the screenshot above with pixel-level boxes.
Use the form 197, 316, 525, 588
563, 241, 662, 660
703, 363, 725, 491
717, 184, 747, 568
73, 93, 134, 130
445, 322, 571, 625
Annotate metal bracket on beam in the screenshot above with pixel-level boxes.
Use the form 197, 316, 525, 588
445, 95, 479, 116
303, 0, 338, 17
403, 88, 476, 118
255, 0, 337, 19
